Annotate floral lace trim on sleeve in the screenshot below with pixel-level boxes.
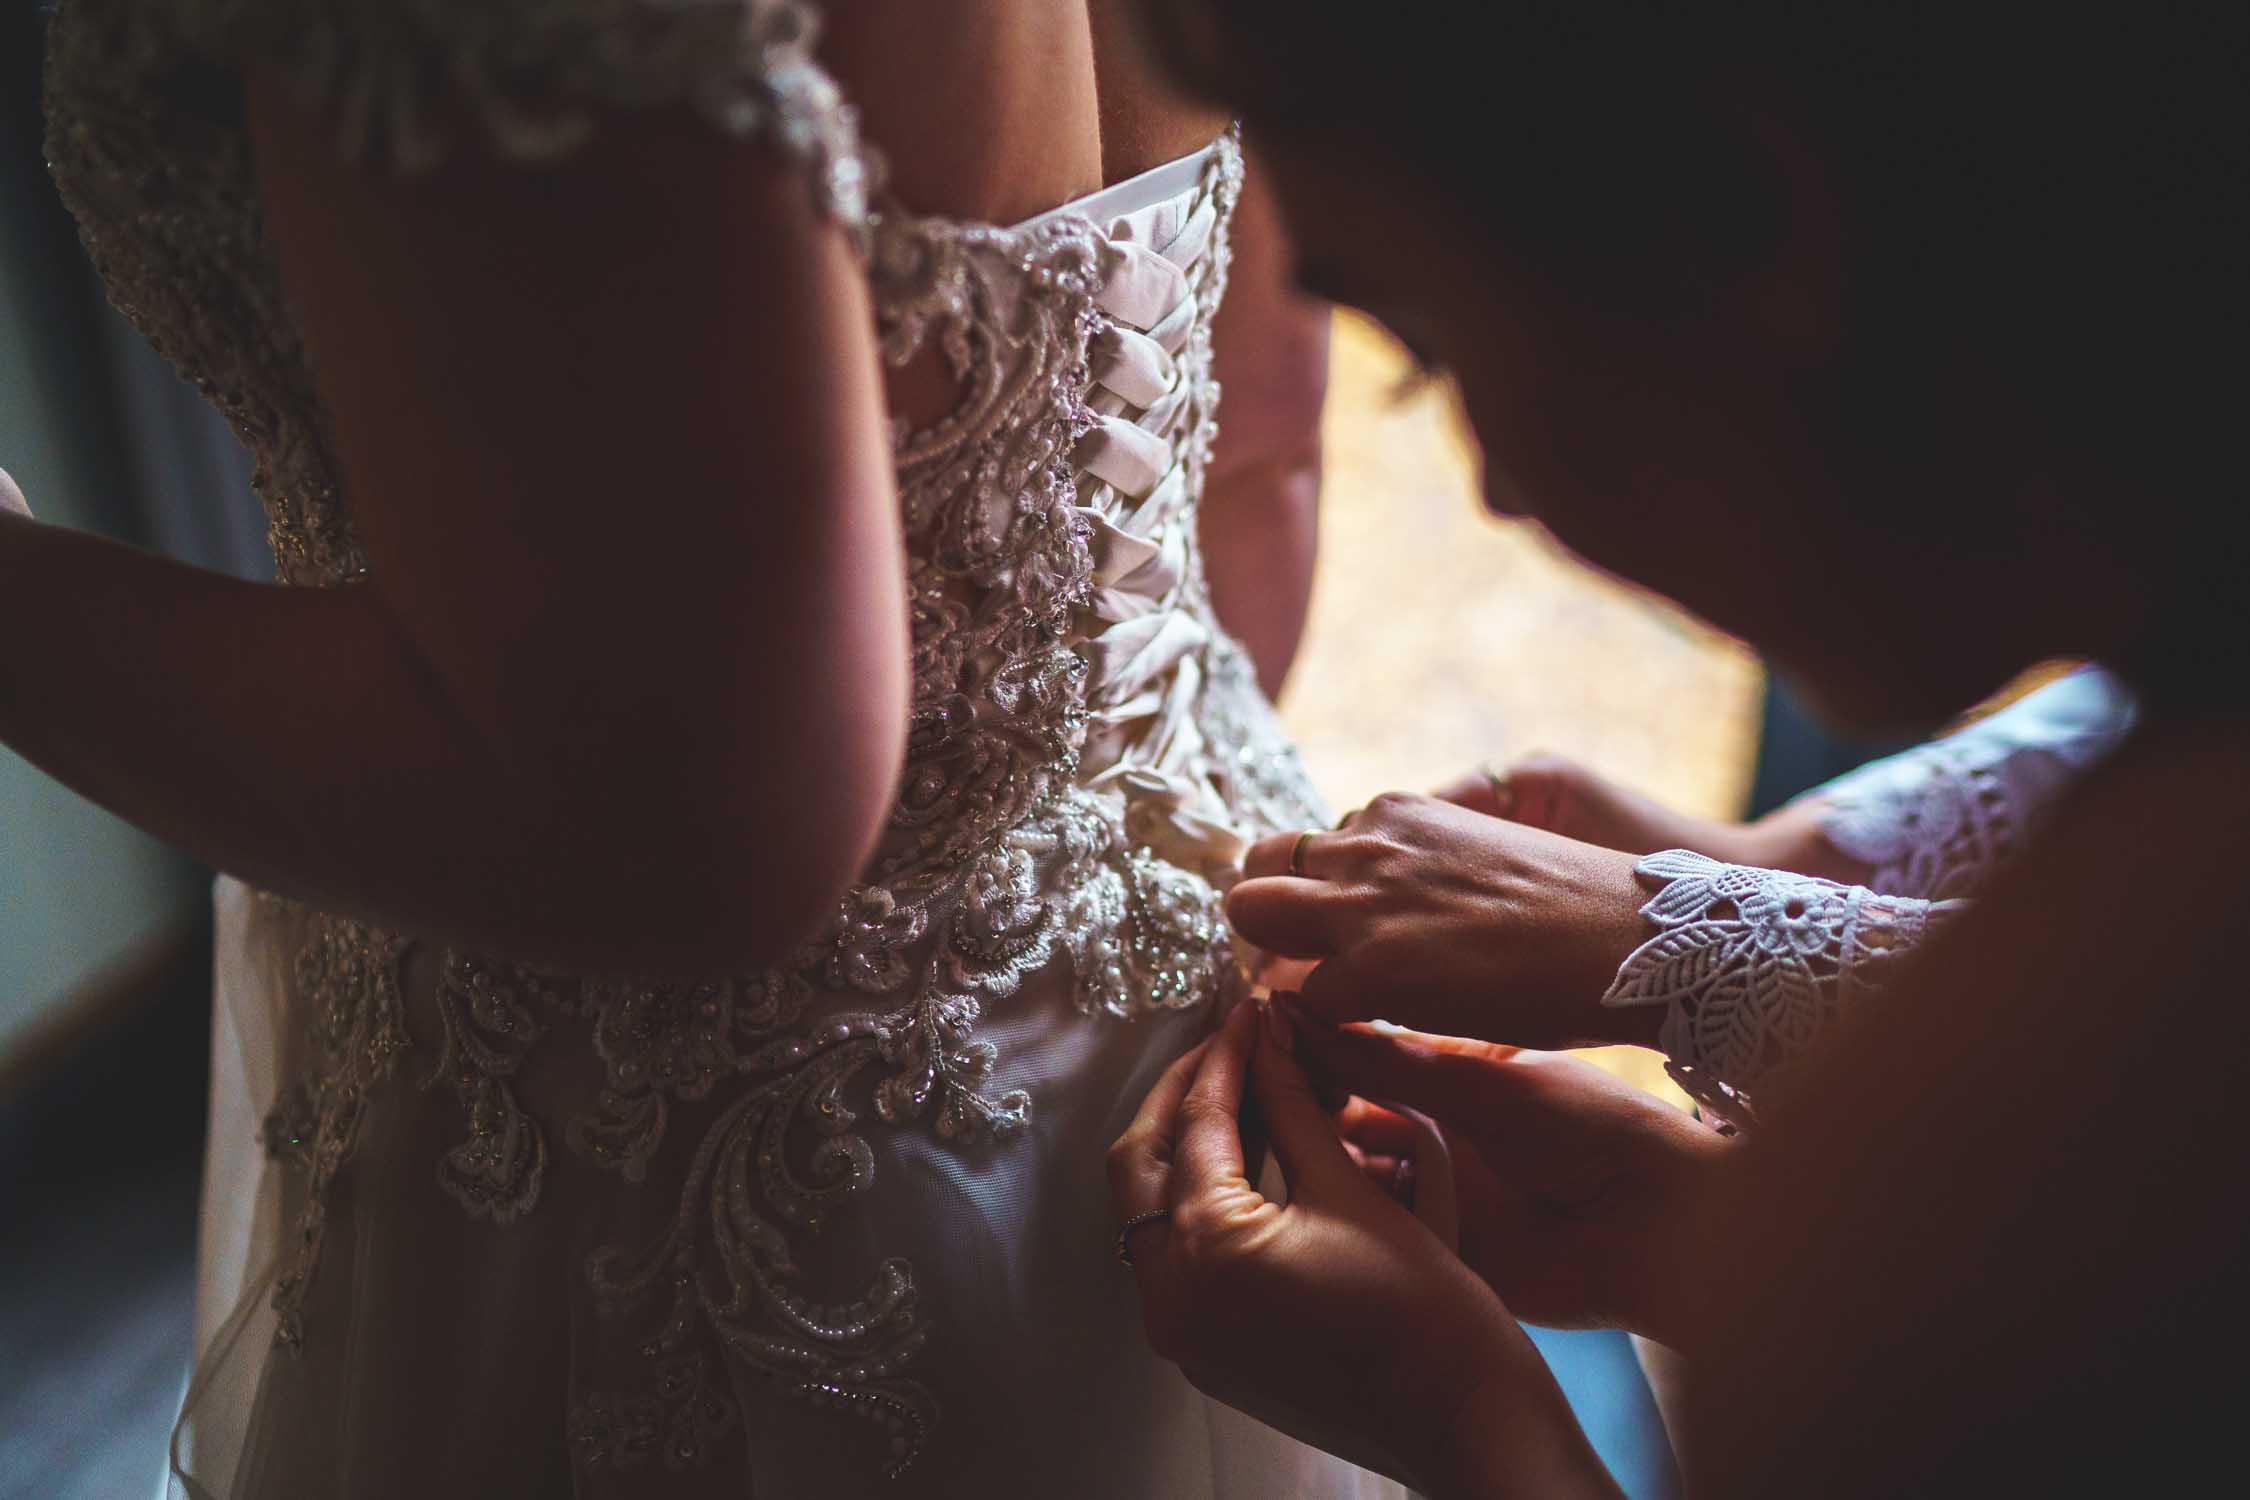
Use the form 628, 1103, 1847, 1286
1812, 665, 2137, 899
1601, 850, 1959, 1111
182, 0, 874, 232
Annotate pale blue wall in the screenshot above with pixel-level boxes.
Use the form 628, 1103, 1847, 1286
0, 64, 210, 1057
0, 253, 199, 1053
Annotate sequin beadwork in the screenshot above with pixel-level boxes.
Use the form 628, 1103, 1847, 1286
44, 0, 1325, 1480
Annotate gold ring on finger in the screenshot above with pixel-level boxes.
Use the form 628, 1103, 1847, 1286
1114, 1207, 1172, 1268
1288, 828, 1318, 879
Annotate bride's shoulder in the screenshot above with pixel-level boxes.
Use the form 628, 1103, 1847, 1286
57, 0, 869, 206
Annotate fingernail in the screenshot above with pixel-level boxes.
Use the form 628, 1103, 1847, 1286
1263, 995, 1294, 1050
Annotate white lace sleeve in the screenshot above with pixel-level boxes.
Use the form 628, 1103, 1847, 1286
1810, 664, 2137, 899
1601, 849, 1960, 1128
175, 0, 872, 226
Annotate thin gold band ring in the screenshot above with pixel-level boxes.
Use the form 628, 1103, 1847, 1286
1115, 1208, 1172, 1267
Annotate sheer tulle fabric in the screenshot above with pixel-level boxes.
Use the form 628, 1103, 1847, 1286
49, 2, 1410, 1493
184, 873, 1403, 1499
128, 131, 1402, 1500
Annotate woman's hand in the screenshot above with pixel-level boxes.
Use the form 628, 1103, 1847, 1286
1108, 999, 1620, 1499
1432, 751, 1744, 860
0, 466, 30, 520
1305, 1020, 1728, 1350
1229, 792, 1656, 1048
1437, 751, 1868, 885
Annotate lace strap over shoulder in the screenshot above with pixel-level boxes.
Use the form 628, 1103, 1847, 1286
173, 0, 873, 228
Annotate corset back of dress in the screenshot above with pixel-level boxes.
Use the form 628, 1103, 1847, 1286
43, 3, 1335, 1487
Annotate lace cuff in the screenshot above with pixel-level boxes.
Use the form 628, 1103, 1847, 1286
1811, 664, 2136, 899
176, 0, 873, 228
1602, 850, 1956, 1110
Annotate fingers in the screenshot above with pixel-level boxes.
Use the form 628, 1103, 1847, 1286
1337, 1099, 1422, 1203
1432, 766, 1508, 818
1225, 877, 1341, 958
1251, 1002, 1373, 1205
1346, 1146, 1413, 1203
1295, 1021, 1523, 1134
1257, 954, 1321, 994
1107, 1034, 1214, 1218
1168, 1000, 1260, 1204
1334, 1095, 1425, 1158
1241, 829, 1296, 880
1288, 950, 1382, 1026
1241, 827, 1347, 881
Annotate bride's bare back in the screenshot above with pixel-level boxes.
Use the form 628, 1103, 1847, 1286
30, 3, 1359, 1493
823, 0, 1227, 226
37, 0, 1258, 978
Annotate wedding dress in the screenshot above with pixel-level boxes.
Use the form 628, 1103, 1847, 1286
42, 3, 1414, 1495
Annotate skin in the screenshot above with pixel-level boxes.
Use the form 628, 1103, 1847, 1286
1431, 752, 1870, 887
1, 1, 1326, 971
1223, 762, 1869, 1052
1113, 23, 2248, 1498
1231, 792, 1660, 1050
1088, 0, 1331, 699
1107, 997, 1622, 1499
1248, 122, 2147, 737
1306, 1023, 1728, 1351
1196, 163, 1330, 700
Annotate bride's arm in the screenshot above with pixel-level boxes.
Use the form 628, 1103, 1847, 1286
1200, 158, 1329, 701
0, 94, 905, 974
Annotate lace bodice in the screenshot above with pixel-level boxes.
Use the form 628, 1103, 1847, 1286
45, 1, 1324, 1482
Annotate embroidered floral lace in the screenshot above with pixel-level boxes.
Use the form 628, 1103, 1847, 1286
1811, 665, 2137, 900
1602, 851, 1958, 1119
45, 0, 1328, 1486
1606, 669, 2136, 1124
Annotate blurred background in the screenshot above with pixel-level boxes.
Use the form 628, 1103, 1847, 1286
4, 9, 271, 1497
0, 11, 1897, 1491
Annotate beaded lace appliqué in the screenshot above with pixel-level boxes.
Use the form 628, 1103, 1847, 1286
242, 184, 1252, 1478
43, 0, 1290, 1477
1602, 850, 1954, 1110
178, 0, 877, 226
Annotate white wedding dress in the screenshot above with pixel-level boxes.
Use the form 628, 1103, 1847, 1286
44, 3, 1413, 1495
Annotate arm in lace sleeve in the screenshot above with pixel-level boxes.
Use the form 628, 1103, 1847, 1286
1599, 850, 1961, 1129
174, 0, 871, 227
1806, 664, 2137, 899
